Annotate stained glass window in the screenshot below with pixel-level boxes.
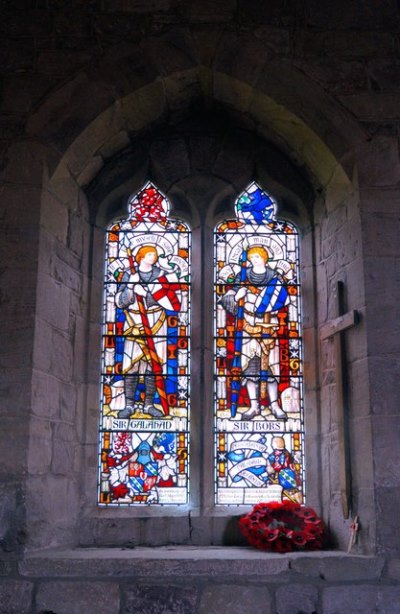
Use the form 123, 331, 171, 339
98, 183, 191, 506
214, 182, 305, 506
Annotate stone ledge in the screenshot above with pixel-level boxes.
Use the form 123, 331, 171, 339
19, 547, 384, 581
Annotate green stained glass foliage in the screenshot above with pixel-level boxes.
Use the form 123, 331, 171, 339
214, 182, 305, 506
98, 183, 191, 506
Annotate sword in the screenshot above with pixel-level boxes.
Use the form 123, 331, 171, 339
230, 239, 248, 417
127, 248, 170, 416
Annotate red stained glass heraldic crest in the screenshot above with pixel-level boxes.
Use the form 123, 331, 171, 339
98, 183, 191, 506
214, 183, 305, 506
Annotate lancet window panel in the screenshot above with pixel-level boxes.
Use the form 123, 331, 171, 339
214, 182, 305, 506
98, 183, 191, 506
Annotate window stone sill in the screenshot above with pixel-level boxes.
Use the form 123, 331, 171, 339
20, 546, 385, 582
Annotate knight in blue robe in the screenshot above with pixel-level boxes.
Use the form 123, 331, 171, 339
221, 245, 289, 420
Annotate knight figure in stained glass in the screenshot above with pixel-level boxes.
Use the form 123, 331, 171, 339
98, 183, 190, 506
219, 243, 289, 421
115, 243, 180, 419
214, 182, 304, 506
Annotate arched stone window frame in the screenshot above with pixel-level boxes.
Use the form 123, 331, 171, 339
16, 46, 373, 553
73, 123, 323, 546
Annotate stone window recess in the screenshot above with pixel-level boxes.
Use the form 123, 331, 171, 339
73, 123, 325, 549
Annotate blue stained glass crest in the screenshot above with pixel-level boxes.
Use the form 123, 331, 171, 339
235, 183, 277, 224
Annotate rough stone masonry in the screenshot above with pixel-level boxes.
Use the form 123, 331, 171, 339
1, 1, 400, 612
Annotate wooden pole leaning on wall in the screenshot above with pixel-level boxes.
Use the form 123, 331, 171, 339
320, 281, 360, 519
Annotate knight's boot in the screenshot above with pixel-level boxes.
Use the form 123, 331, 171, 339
242, 380, 260, 420
118, 375, 139, 418
117, 407, 133, 419
144, 375, 164, 417
268, 380, 287, 420
270, 401, 287, 420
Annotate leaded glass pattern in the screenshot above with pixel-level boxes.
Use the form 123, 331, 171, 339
98, 183, 191, 505
214, 182, 305, 506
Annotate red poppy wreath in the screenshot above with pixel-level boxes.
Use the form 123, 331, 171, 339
239, 501, 327, 553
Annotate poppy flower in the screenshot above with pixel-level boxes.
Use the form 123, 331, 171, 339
265, 528, 280, 541
239, 501, 327, 553
290, 531, 307, 546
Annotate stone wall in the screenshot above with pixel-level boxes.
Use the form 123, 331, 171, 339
2, 548, 400, 614
1, 0, 400, 611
